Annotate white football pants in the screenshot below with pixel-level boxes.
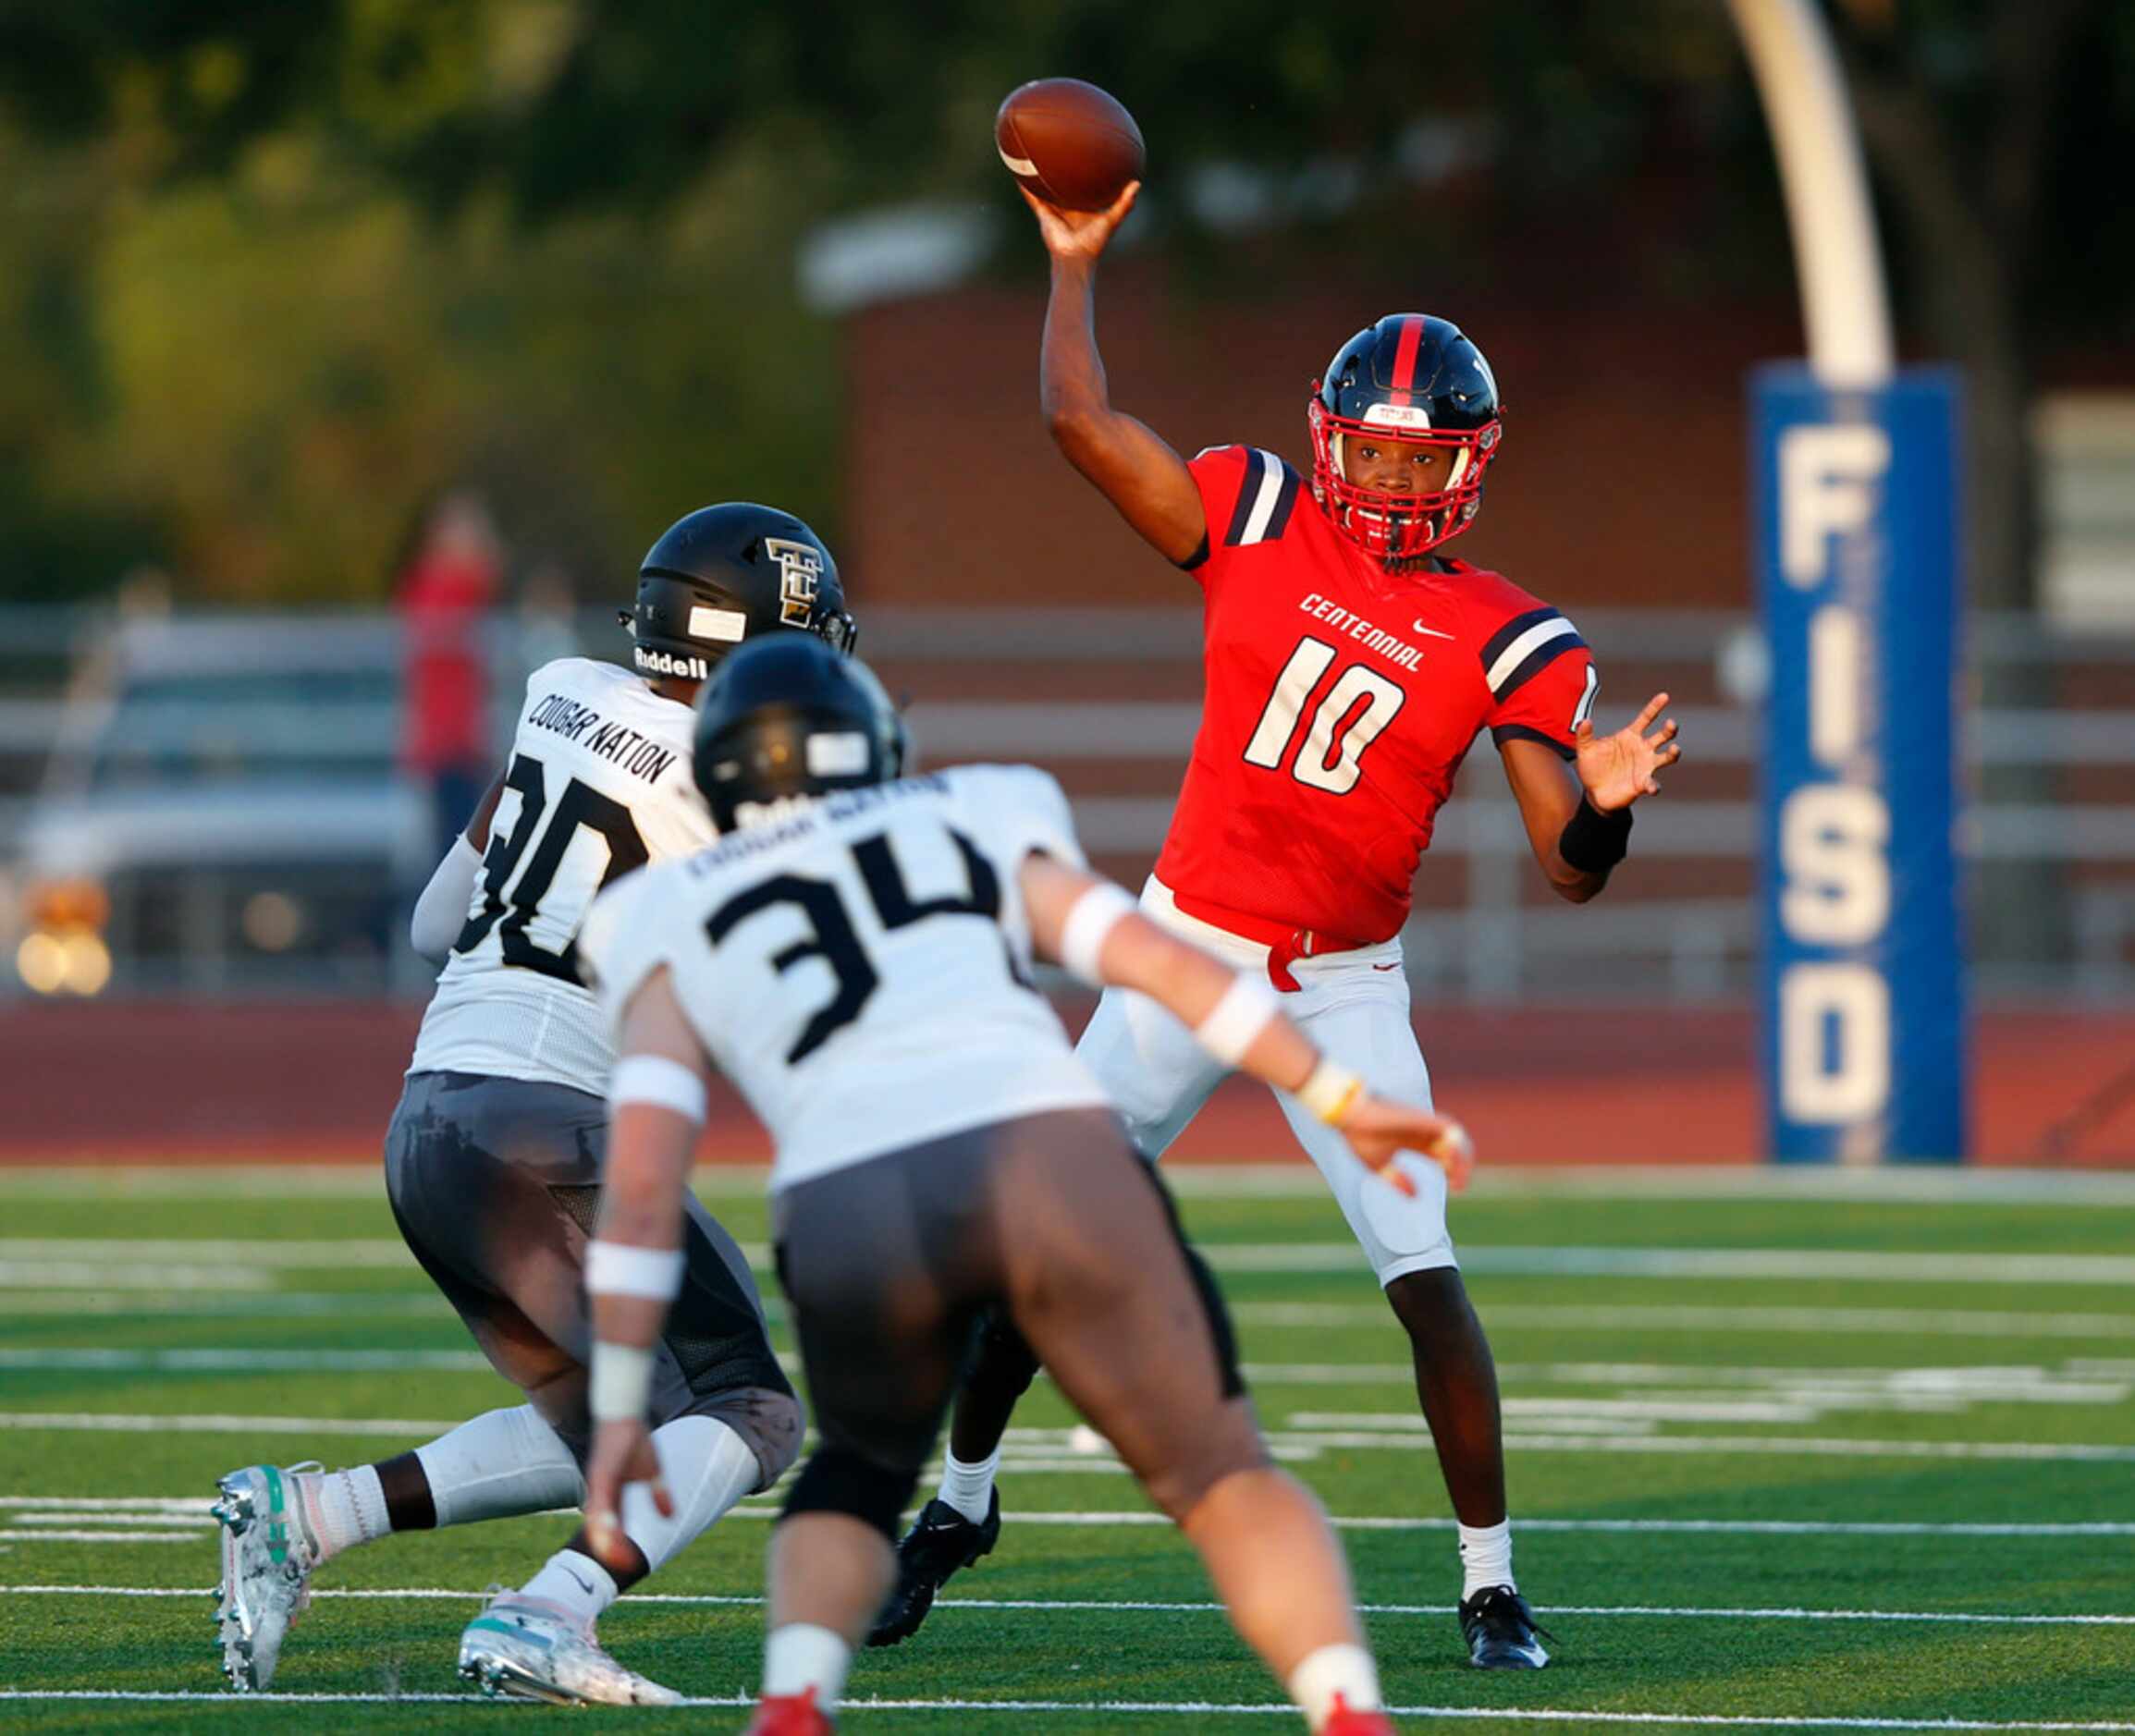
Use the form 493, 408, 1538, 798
1074, 879, 1457, 1287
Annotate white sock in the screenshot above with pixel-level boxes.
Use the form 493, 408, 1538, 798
295, 1465, 389, 1562
1458, 1518, 1515, 1600
516, 1548, 619, 1631
1287, 1642, 1382, 1730
937, 1447, 1000, 1527
762, 1621, 852, 1710
620, 1415, 761, 1573
415, 1404, 585, 1529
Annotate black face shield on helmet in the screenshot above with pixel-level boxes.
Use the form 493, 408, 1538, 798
620, 502, 858, 684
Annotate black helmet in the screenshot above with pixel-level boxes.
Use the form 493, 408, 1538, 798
1307, 314, 1503, 567
692, 634, 905, 831
620, 502, 857, 684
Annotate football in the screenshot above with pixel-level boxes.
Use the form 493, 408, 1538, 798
995, 78, 1146, 212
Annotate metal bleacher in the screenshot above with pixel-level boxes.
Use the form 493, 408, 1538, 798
1, 604, 2130, 1002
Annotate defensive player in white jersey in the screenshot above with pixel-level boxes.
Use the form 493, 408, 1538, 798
210, 504, 858, 1704
571, 636, 1476, 1736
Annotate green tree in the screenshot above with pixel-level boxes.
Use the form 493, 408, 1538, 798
0, 1, 2125, 605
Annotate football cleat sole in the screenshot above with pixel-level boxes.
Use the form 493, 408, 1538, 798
459, 1647, 581, 1707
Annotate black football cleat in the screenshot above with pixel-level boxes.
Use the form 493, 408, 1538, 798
866, 1493, 1000, 1648
1459, 1584, 1552, 1669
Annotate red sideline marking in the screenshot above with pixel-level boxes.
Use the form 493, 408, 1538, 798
4, 1003, 2133, 1167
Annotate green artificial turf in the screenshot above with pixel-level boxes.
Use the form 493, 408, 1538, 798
2, 1165, 2130, 1733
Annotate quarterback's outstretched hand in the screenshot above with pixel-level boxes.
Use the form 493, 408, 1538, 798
1021, 180, 1139, 263
1576, 691, 1682, 812
1340, 1096, 1475, 1195
583, 1416, 669, 1573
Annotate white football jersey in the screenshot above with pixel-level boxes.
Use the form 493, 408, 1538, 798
409, 657, 716, 1097
580, 764, 1112, 1191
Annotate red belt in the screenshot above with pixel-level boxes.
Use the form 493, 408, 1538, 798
1165, 887, 1374, 994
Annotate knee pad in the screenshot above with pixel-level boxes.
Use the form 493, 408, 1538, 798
964, 1309, 1041, 1407
781, 1446, 919, 1542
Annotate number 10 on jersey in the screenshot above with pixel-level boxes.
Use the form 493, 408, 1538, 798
1245, 638, 1405, 796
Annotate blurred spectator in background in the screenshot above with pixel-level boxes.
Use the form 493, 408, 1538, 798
396, 492, 502, 859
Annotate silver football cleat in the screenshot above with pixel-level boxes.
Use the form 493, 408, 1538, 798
211, 1462, 322, 1692
457, 1594, 681, 1707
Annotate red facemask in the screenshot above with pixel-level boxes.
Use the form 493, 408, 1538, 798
1307, 390, 1502, 567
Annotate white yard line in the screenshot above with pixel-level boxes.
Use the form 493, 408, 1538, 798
0, 1530, 196, 1545
6, 1583, 2133, 1629
0, 1690, 2132, 1731
12, 1239, 2135, 1286
1240, 1302, 2135, 1338
0, 1349, 494, 1372
8, 1496, 2133, 1537
1274, 1427, 2135, 1463
0, 1239, 417, 1265
0, 1411, 462, 1436
1208, 1246, 2135, 1284
9, 1409, 2135, 1462
0, 1263, 280, 1291
9, 1299, 2126, 1336
18, 1689, 2135, 1731
19, 1350, 2122, 1400
0, 1291, 451, 1317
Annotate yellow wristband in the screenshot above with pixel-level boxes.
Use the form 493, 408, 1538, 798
1298, 1058, 1364, 1126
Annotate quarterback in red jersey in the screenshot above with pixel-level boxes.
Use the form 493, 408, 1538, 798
875, 180, 1681, 1676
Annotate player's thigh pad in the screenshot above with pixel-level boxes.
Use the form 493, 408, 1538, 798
770, 1128, 1007, 1481
1074, 984, 1229, 1159
384, 1071, 608, 1386
996, 1114, 1264, 1521
552, 1180, 800, 1490
389, 1072, 796, 1477
1282, 984, 1457, 1284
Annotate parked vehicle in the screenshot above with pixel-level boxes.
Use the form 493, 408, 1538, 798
12, 617, 432, 995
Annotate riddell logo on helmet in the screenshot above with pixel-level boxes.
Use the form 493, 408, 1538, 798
637, 647, 709, 679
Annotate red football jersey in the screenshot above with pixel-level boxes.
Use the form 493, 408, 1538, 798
1154, 444, 1600, 946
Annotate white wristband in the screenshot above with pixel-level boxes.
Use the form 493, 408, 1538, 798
1193, 973, 1281, 1066
1058, 881, 1137, 985
585, 1239, 686, 1301
589, 1341, 656, 1423
1297, 1057, 1365, 1126
609, 1054, 707, 1124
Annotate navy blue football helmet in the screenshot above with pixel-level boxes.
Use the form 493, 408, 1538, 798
1307, 314, 1503, 565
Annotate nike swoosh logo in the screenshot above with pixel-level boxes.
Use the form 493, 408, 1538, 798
1413, 621, 1457, 640
1373, 962, 1401, 972
565, 1570, 595, 1596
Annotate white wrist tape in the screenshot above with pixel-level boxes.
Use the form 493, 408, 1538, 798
585, 1239, 686, 1301
609, 1054, 707, 1124
1297, 1057, 1365, 1126
1192, 973, 1281, 1066
1058, 881, 1137, 985
589, 1341, 656, 1424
